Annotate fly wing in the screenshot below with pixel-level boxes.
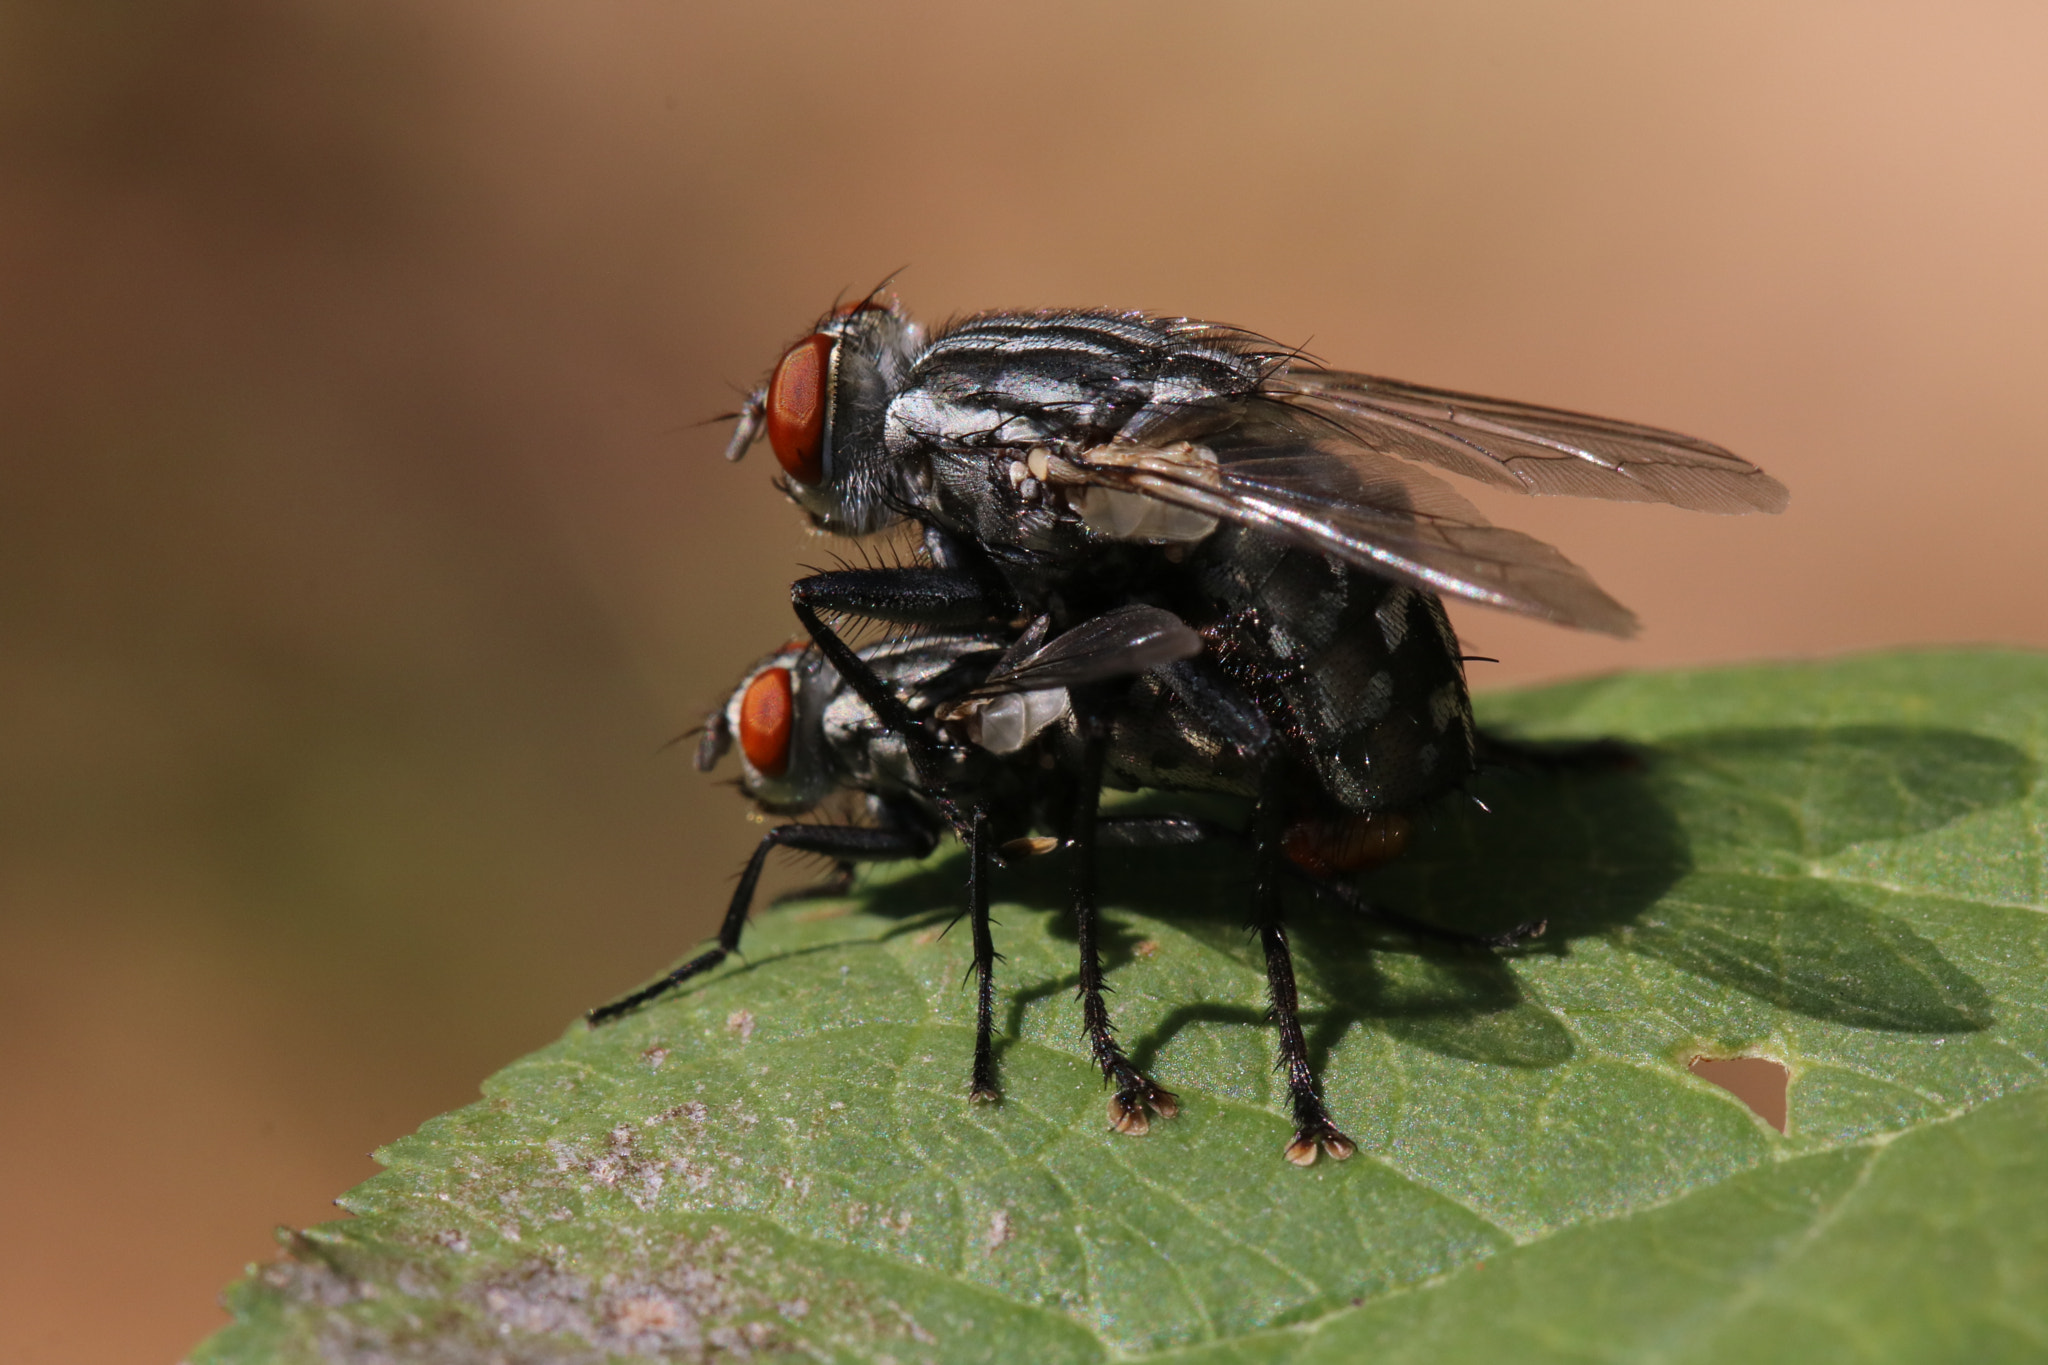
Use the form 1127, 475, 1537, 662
1268, 367, 1788, 514
1072, 412, 1639, 636
971, 605, 1204, 695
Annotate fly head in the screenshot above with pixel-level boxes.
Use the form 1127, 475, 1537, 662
729, 297, 925, 536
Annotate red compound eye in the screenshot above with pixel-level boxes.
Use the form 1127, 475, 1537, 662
737, 667, 794, 777
765, 333, 833, 485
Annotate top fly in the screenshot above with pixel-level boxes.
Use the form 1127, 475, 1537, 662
724, 294, 1786, 637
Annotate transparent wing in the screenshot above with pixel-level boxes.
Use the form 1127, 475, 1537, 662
972, 605, 1203, 695
1072, 410, 1640, 636
1267, 367, 1788, 513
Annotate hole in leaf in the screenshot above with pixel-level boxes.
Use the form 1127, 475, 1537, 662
1688, 1055, 1789, 1132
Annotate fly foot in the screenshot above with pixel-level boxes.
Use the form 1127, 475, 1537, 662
970, 1054, 1001, 1105
1106, 1078, 1180, 1136
1485, 918, 1550, 948
1284, 1118, 1357, 1167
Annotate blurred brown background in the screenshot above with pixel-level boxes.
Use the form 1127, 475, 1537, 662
2, 2, 2043, 1360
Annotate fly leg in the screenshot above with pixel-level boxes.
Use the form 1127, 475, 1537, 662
790, 568, 1023, 1099
1298, 876, 1549, 949
586, 816, 938, 1025
1070, 732, 1179, 1135
963, 801, 1002, 1102
790, 567, 1013, 823
1096, 813, 1246, 848
1253, 771, 1357, 1166
996, 814, 1242, 872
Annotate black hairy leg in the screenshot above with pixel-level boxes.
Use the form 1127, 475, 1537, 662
1302, 875, 1550, 949
1068, 734, 1179, 1135
789, 568, 1013, 819
587, 818, 939, 1026
790, 559, 1009, 621
996, 812, 1245, 863
1252, 770, 1357, 1166
963, 803, 1002, 1102
1096, 812, 1245, 848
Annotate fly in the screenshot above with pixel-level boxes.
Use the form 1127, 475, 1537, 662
592, 610, 1532, 1163
728, 298, 1784, 635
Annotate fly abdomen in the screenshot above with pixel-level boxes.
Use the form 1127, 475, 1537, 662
1192, 528, 1475, 815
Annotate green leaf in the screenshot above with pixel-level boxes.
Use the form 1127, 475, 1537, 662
194, 650, 2048, 1364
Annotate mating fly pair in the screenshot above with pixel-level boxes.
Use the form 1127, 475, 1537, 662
590, 294, 1787, 1164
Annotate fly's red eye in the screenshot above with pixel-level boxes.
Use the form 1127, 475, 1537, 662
737, 666, 794, 777
766, 333, 834, 485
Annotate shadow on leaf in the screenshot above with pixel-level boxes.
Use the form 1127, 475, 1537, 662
1654, 726, 2032, 860
1125, 956, 1577, 1079
1622, 873, 1995, 1031
836, 725, 2022, 1055
1366, 724, 2024, 1034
